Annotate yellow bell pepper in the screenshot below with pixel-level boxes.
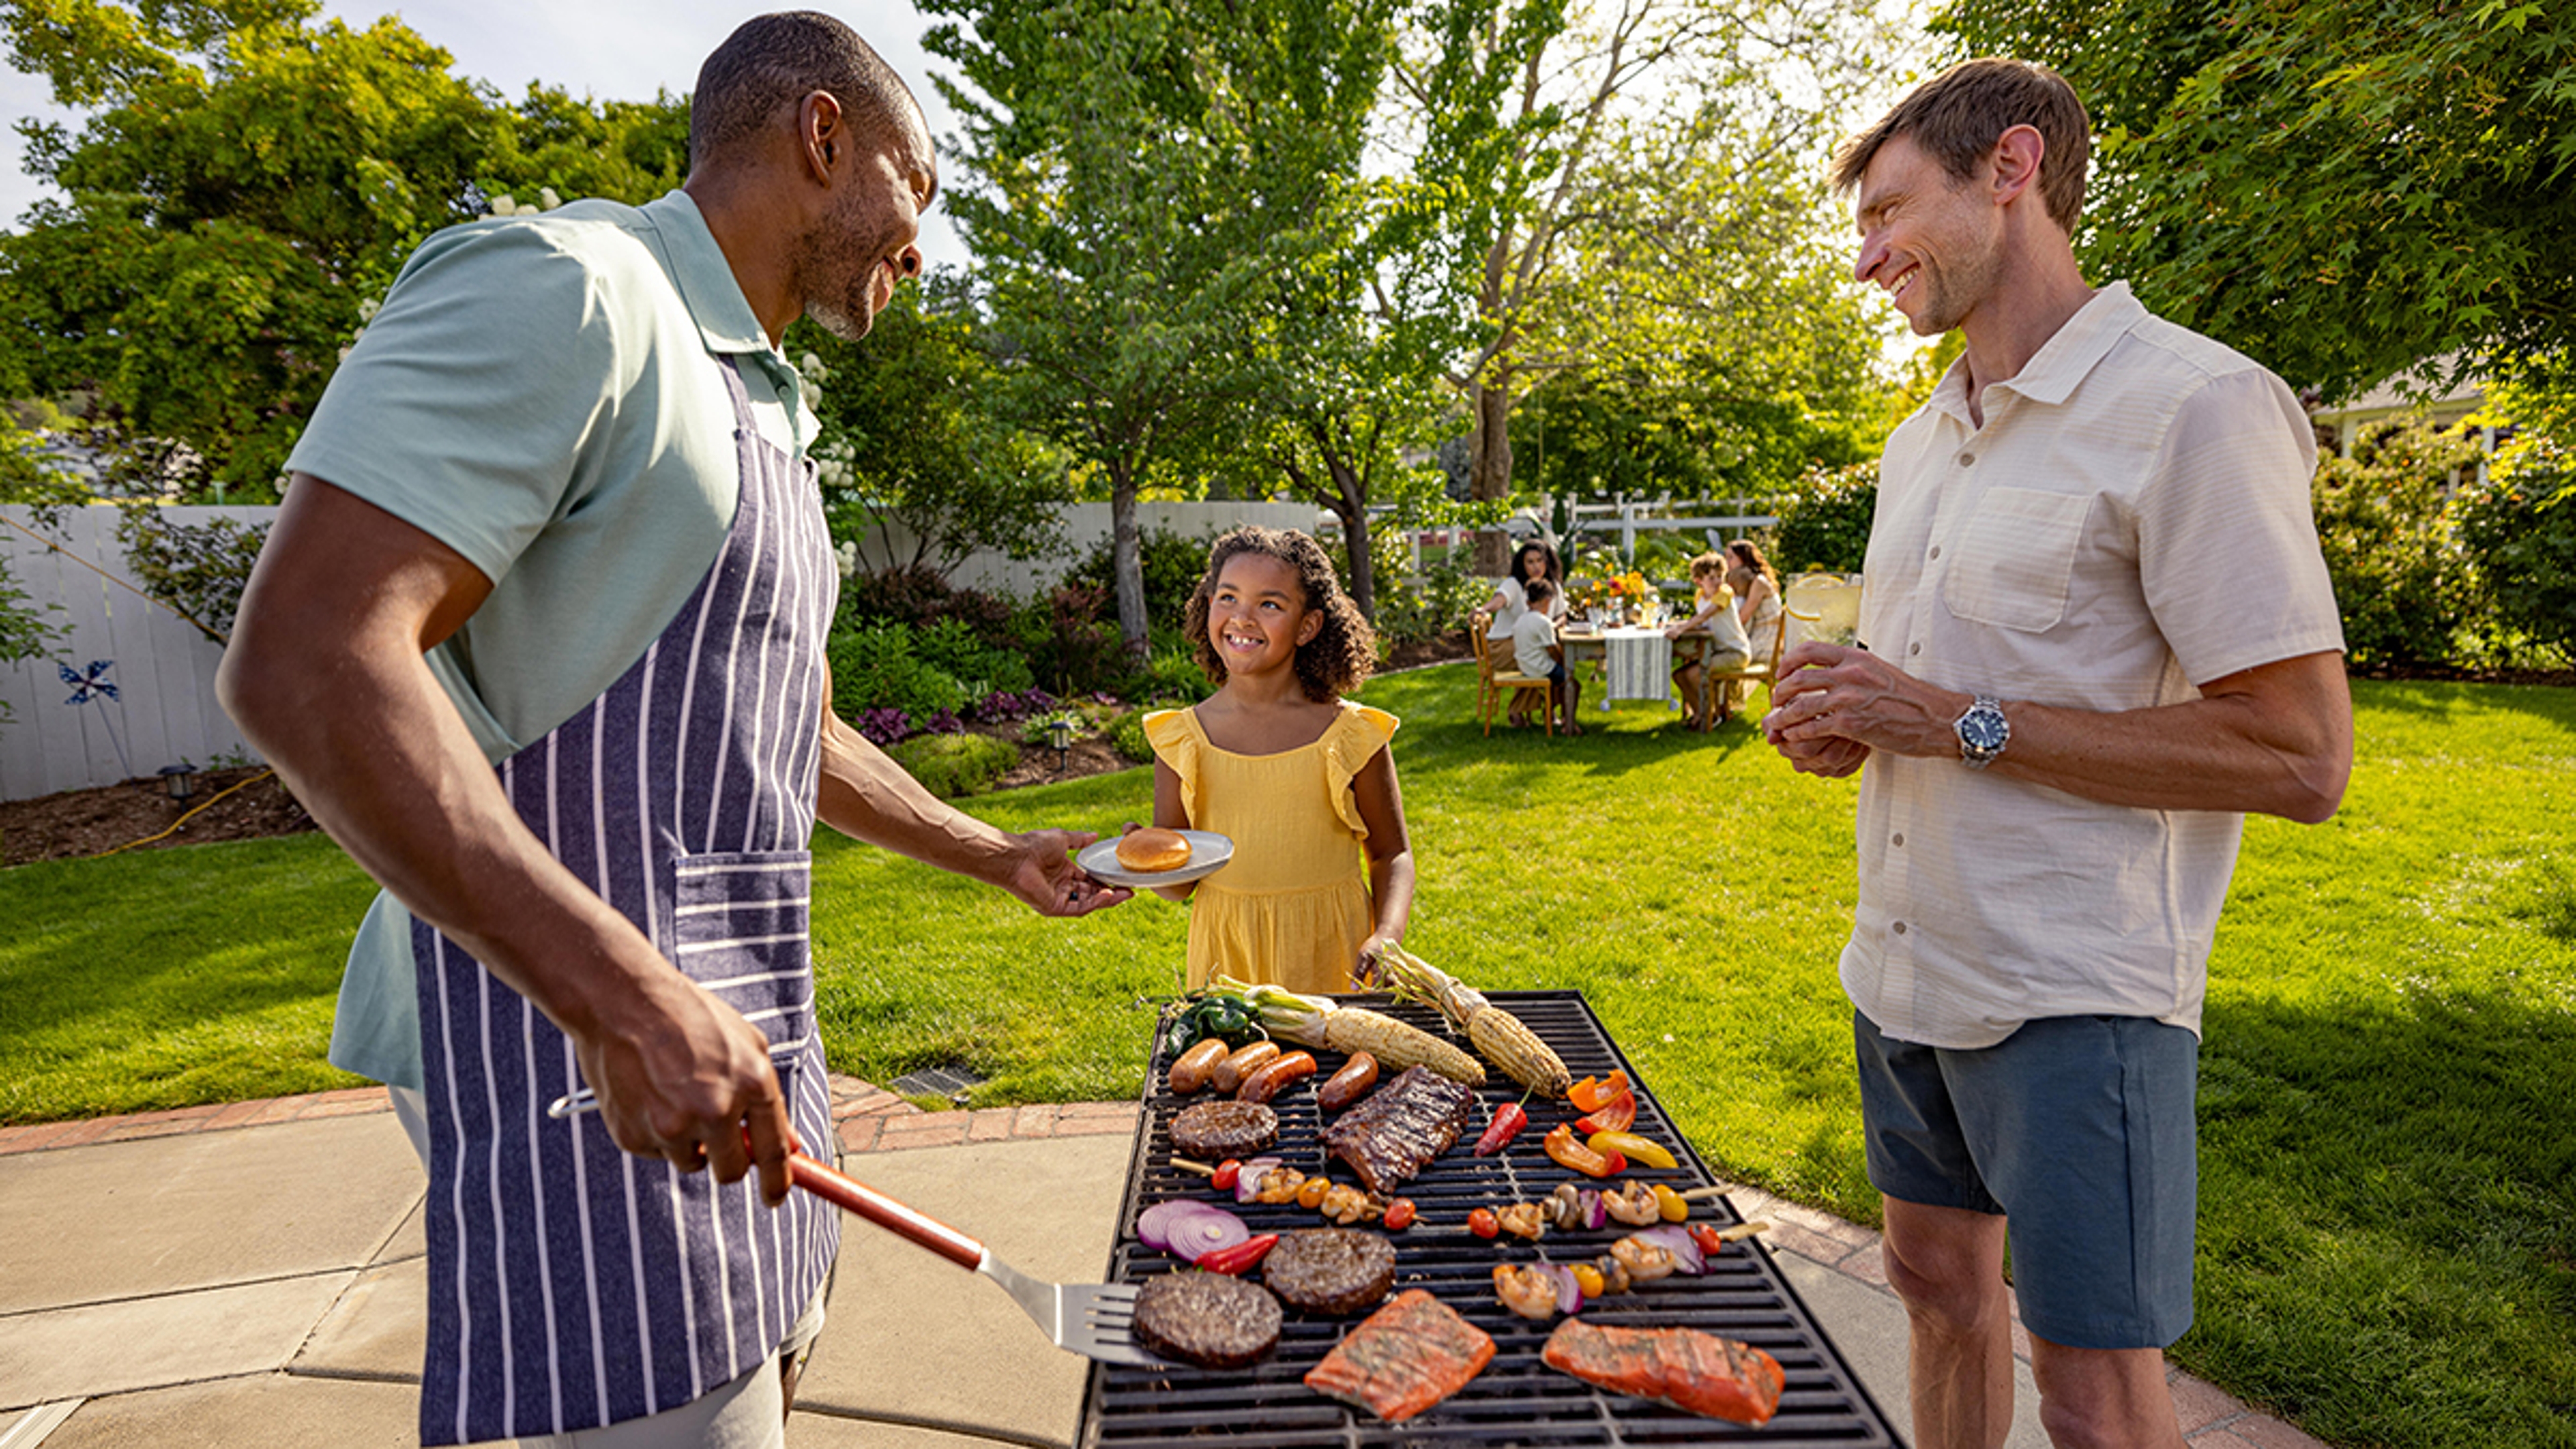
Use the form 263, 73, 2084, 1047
1587, 1130, 1677, 1171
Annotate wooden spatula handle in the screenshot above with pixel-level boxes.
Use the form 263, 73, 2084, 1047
788, 1150, 985, 1271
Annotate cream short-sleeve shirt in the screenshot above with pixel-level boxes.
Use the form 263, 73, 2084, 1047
1844, 282, 2344, 1049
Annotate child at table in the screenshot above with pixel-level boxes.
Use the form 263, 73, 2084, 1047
1667, 551, 1755, 731
1140, 527, 1415, 994
1511, 578, 1582, 736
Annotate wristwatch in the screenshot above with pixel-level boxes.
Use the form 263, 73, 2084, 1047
1955, 694, 2008, 769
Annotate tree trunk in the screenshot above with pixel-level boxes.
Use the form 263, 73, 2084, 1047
1109, 460, 1148, 656
1328, 455, 1375, 623
1468, 374, 1516, 575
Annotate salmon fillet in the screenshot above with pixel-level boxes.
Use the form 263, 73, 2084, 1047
1541, 1318, 1786, 1427
1303, 1289, 1496, 1422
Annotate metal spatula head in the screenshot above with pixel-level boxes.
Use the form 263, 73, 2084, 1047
975, 1254, 1163, 1367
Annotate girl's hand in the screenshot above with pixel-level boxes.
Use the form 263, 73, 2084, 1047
1352, 934, 1399, 990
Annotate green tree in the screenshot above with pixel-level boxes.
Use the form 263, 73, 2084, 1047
0, 0, 688, 499
1933, 0, 2576, 402
794, 270, 1073, 582
922, 0, 1297, 653
1393, 0, 1894, 568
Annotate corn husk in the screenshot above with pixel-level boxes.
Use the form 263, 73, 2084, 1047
1205, 975, 1486, 1085
1366, 945, 1572, 1097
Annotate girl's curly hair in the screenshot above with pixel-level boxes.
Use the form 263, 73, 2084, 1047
1185, 527, 1377, 704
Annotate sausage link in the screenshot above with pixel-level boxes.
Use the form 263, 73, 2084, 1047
1236, 1050, 1318, 1104
1210, 1040, 1281, 1095
1167, 1038, 1231, 1095
1314, 1051, 1379, 1112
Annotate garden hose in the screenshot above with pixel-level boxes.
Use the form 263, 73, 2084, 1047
90, 770, 278, 859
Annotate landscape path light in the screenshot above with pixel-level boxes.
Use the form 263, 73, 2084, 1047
158, 762, 197, 802
1047, 716, 1073, 773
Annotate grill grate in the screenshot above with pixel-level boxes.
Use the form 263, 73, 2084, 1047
1081, 990, 1902, 1447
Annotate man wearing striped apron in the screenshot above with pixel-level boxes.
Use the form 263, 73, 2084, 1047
219, 16, 1129, 1447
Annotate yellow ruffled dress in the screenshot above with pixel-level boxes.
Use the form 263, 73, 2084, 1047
1142, 702, 1400, 996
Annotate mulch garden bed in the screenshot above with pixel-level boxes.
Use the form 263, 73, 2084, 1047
0, 632, 1483, 868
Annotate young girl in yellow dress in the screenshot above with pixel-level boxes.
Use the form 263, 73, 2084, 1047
1139, 527, 1415, 995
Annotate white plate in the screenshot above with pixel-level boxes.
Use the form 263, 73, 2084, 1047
1075, 830, 1235, 889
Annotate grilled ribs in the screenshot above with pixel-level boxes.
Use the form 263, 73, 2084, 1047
1318, 1065, 1475, 1195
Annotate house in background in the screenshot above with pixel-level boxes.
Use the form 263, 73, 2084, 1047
2305, 364, 2505, 492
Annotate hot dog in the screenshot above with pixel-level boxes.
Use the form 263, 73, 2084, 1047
1238, 1051, 1318, 1104
1316, 1052, 1379, 1112
1211, 1040, 1281, 1095
1168, 1038, 1231, 1095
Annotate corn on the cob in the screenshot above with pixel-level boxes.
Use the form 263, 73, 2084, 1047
1368, 945, 1572, 1097
1205, 976, 1487, 1086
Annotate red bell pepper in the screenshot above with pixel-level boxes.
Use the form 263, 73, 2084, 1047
1575, 1088, 1637, 1135
1195, 1232, 1279, 1275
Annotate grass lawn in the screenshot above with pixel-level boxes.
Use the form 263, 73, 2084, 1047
2, 667, 2570, 1448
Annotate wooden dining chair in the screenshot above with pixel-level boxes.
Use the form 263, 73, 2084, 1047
1472, 611, 1555, 737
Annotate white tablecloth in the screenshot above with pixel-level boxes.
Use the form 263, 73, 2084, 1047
1599, 627, 1672, 708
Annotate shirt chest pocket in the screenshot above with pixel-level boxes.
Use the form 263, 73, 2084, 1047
1940, 487, 2094, 633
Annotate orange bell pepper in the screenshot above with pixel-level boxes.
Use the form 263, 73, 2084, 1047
1567, 1071, 1631, 1114
1544, 1123, 1624, 1178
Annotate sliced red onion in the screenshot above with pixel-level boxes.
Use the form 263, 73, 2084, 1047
1578, 1188, 1606, 1232
1163, 1204, 1250, 1264
1232, 1156, 1284, 1205
1135, 1199, 1192, 1251
1544, 1263, 1584, 1315
1630, 1224, 1707, 1275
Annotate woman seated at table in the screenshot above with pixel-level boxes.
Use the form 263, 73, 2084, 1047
1479, 537, 1567, 663
1725, 539, 1782, 663
1666, 551, 1754, 731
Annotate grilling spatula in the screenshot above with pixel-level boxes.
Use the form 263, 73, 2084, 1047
548, 1087, 1167, 1367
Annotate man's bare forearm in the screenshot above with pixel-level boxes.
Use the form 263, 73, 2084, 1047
814, 713, 1019, 881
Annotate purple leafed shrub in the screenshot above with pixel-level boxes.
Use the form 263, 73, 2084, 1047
972, 687, 1059, 724
855, 707, 912, 746
920, 709, 966, 735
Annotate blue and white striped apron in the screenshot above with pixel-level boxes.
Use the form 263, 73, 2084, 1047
413, 357, 841, 1446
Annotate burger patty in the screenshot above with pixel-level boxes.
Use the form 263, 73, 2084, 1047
1170, 1099, 1279, 1161
1263, 1228, 1397, 1316
1130, 1271, 1282, 1370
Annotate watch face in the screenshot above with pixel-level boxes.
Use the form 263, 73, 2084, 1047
1962, 710, 2008, 751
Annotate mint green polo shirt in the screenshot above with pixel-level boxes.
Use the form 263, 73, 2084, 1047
286, 190, 818, 1091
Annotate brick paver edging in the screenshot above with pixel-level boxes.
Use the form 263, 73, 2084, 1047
0, 1080, 2317, 1446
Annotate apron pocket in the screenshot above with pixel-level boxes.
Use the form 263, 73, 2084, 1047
671, 849, 816, 1063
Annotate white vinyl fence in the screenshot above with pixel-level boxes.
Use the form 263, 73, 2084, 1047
1, 505, 274, 804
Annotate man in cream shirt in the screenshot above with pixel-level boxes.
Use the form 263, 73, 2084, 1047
1763, 59, 2353, 1449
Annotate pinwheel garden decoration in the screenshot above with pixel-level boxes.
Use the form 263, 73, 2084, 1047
60, 659, 133, 780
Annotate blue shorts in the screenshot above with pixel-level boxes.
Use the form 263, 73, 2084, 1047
1854, 1010, 2199, 1350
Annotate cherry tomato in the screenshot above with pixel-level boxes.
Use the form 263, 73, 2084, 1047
1570, 1263, 1606, 1299
1297, 1175, 1332, 1210
1468, 1208, 1500, 1239
1383, 1197, 1417, 1231
1690, 1224, 1728, 1257
1211, 1159, 1241, 1191
1652, 1184, 1689, 1222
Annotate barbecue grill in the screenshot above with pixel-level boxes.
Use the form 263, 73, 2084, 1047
1083, 989, 1903, 1446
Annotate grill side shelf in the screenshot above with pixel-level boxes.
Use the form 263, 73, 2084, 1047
1083, 989, 1900, 1448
